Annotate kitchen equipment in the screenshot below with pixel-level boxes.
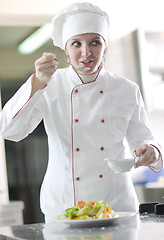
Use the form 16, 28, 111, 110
54, 58, 90, 71
139, 202, 159, 214
0, 201, 24, 226
139, 202, 164, 215
155, 203, 164, 215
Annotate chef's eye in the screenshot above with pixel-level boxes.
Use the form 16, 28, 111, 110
91, 40, 101, 46
72, 41, 81, 47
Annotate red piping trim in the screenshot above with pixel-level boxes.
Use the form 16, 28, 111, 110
12, 74, 47, 119
12, 78, 34, 119
71, 87, 76, 205
72, 65, 102, 84
149, 144, 163, 173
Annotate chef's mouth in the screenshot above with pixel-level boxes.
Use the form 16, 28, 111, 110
80, 60, 93, 67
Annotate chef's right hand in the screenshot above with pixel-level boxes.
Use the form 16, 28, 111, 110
34, 52, 58, 84
31, 52, 58, 97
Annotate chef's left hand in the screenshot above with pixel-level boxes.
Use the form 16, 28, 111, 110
134, 144, 159, 168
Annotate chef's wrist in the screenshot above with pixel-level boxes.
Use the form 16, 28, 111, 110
31, 73, 47, 97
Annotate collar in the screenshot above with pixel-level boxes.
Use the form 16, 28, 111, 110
69, 65, 106, 85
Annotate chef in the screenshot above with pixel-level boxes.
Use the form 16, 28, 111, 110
0, 2, 163, 223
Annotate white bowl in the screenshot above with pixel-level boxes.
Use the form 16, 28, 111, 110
104, 158, 135, 173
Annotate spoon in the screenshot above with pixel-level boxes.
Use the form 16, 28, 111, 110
54, 58, 90, 72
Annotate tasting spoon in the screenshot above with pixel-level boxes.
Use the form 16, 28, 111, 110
54, 58, 90, 72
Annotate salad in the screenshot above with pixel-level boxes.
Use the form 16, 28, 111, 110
56, 200, 115, 220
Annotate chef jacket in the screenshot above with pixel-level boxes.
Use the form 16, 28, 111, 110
0, 66, 162, 221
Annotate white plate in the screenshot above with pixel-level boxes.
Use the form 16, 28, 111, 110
53, 212, 137, 228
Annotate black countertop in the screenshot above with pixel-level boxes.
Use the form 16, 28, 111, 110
0, 213, 164, 240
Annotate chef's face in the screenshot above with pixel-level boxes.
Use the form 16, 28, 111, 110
65, 33, 106, 75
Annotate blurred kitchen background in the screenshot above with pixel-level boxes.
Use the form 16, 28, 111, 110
0, 0, 164, 225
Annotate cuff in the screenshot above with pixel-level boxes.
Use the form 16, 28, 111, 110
149, 144, 163, 173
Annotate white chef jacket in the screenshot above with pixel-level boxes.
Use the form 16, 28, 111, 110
0, 66, 162, 221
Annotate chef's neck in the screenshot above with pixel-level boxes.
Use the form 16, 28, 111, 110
77, 72, 98, 83
76, 65, 102, 83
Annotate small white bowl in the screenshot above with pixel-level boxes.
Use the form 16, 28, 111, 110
104, 158, 136, 173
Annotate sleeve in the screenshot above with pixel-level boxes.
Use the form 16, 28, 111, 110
0, 74, 47, 142
126, 86, 163, 173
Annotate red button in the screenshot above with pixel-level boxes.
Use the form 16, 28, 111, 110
76, 177, 80, 181
74, 89, 78, 93
101, 119, 105, 123
99, 174, 103, 178
100, 147, 104, 151
76, 148, 80, 152
75, 119, 79, 122
100, 90, 103, 94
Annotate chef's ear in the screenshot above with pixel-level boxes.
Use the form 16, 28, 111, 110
103, 48, 107, 59
103, 46, 107, 55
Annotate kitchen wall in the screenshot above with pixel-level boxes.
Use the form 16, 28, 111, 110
109, 30, 164, 205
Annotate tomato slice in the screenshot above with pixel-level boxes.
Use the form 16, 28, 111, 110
103, 212, 111, 218
106, 206, 110, 213
77, 200, 86, 208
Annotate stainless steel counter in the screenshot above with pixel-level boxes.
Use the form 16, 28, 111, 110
0, 214, 164, 240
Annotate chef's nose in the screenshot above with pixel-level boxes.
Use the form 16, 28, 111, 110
81, 43, 91, 57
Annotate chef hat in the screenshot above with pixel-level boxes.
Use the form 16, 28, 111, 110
51, 2, 109, 50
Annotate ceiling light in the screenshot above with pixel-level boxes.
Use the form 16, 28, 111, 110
18, 23, 51, 54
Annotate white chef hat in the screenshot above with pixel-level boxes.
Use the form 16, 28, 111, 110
51, 2, 109, 50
